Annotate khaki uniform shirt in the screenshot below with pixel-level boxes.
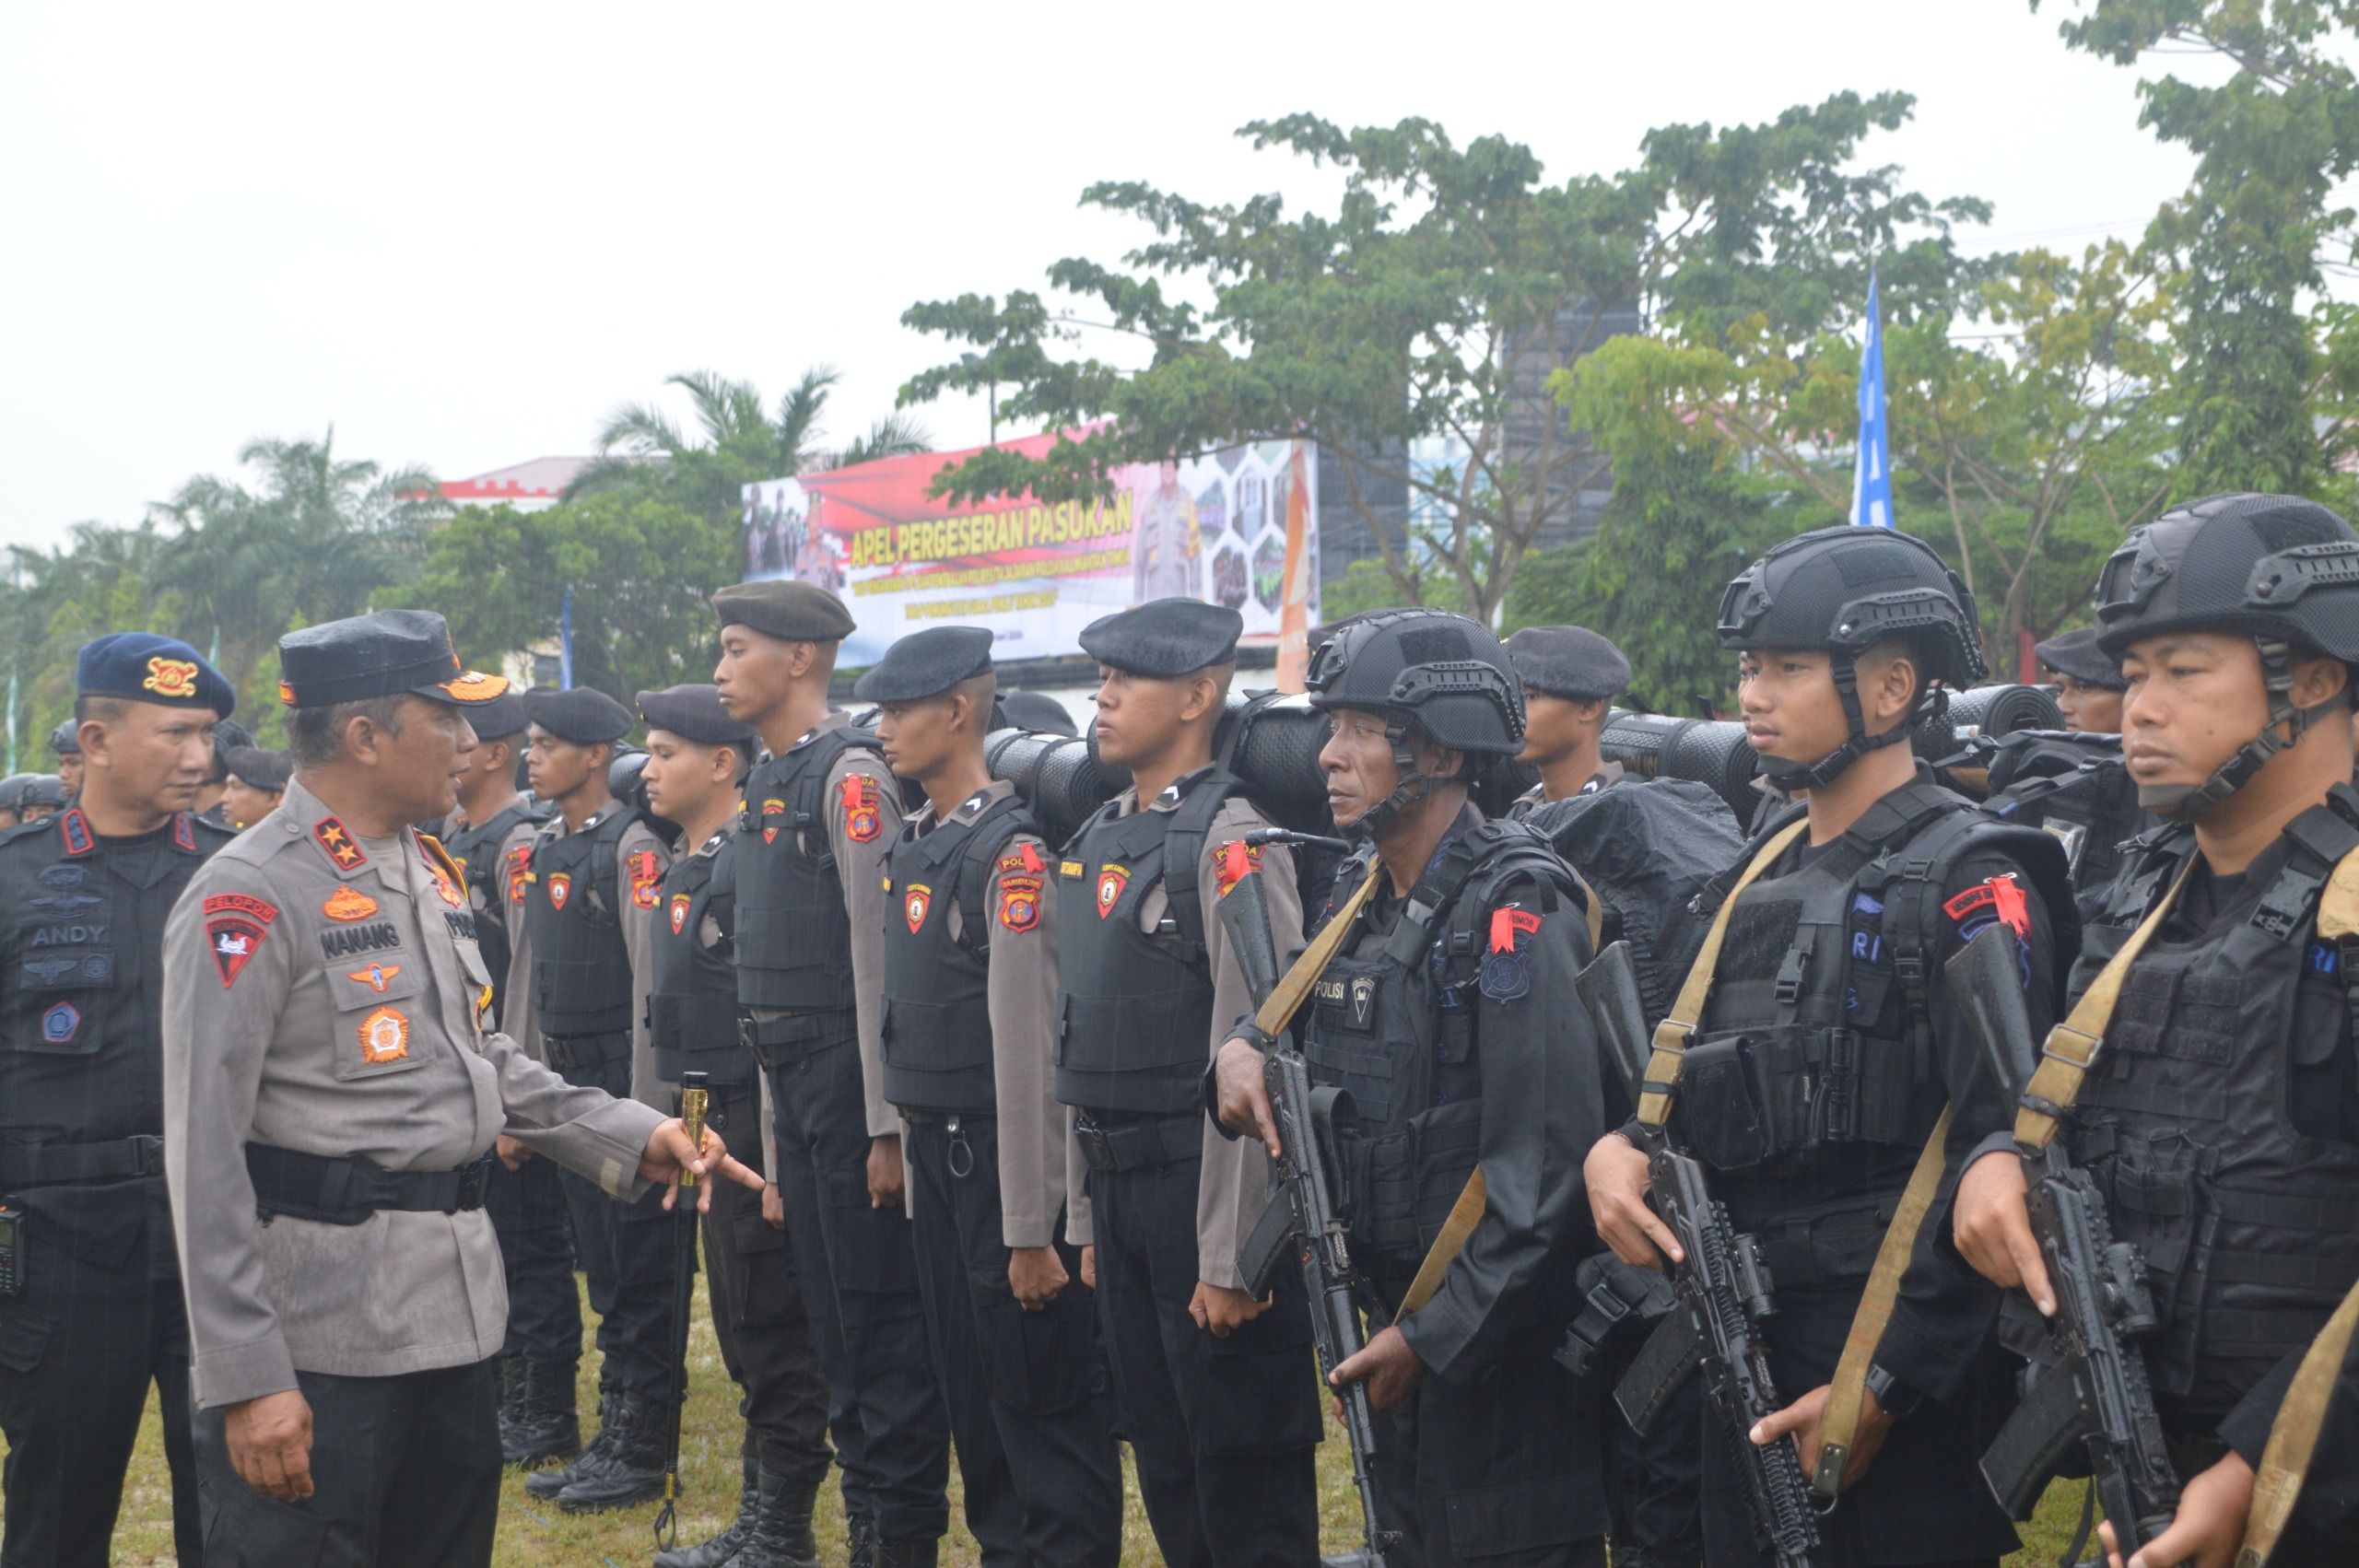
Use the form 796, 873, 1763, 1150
162, 778, 664, 1410
1060, 786, 1306, 1289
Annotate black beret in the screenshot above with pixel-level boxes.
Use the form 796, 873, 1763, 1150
712, 579, 857, 643
47, 720, 79, 757
2034, 626, 2125, 690
637, 684, 755, 749
224, 746, 294, 793
278, 610, 512, 709
1504, 626, 1631, 701
1000, 691, 1077, 735
76, 633, 237, 719
522, 686, 637, 746
851, 626, 994, 704
463, 688, 530, 741
1079, 598, 1243, 678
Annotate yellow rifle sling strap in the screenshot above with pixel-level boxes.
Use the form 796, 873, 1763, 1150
1252, 860, 1386, 1041
1638, 819, 1810, 1129
2235, 845, 2359, 1568
2013, 857, 2197, 1150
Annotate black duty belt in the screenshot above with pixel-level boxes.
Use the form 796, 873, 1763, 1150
544, 1033, 633, 1073
740, 1011, 855, 1071
246, 1143, 494, 1226
1073, 1110, 1203, 1174
0, 1135, 164, 1188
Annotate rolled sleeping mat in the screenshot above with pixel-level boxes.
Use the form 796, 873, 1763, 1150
1598, 709, 1762, 820
1914, 683, 2065, 794
985, 727, 1124, 848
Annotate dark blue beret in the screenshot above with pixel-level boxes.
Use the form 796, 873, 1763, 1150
76, 633, 237, 719
1504, 626, 1631, 701
712, 579, 857, 642
278, 610, 511, 709
1079, 598, 1243, 678
637, 684, 755, 749
523, 686, 637, 746
1000, 691, 1077, 735
852, 626, 995, 704
2034, 627, 2125, 690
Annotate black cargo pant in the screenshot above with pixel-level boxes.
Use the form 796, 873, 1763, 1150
549, 1035, 673, 1398
1570, 1253, 1704, 1568
1082, 1129, 1320, 1568
699, 1072, 831, 1487
904, 1111, 1121, 1567
0, 1209, 200, 1568
763, 1027, 948, 1541
192, 1357, 502, 1567
484, 1150, 578, 1363
1363, 1270, 1611, 1568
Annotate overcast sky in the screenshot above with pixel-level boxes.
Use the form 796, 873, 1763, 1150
1, 1, 2202, 556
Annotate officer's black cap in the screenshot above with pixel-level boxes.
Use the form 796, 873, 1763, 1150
277, 610, 512, 710
523, 686, 637, 746
2034, 627, 2126, 690
47, 720, 79, 757
851, 626, 994, 703
1079, 598, 1243, 678
225, 746, 294, 793
637, 684, 756, 750
76, 633, 237, 719
1000, 691, 1077, 735
1505, 626, 1632, 701
712, 579, 857, 643
464, 689, 530, 741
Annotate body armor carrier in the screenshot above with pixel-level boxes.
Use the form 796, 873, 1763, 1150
647, 836, 752, 1086
879, 791, 1032, 1116
1297, 818, 1582, 1271
1675, 782, 2070, 1185
440, 798, 547, 1023
734, 725, 881, 1012
523, 808, 639, 1039
2070, 788, 2359, 1421
1053, 770, 1241, 1117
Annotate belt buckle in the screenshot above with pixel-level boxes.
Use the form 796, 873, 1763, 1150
454, 1157, 488, 1211
130, 1135, 165, 1177
1073, 1114, 1115, 1173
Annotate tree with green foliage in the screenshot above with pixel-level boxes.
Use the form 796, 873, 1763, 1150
898, 97, 1988, 621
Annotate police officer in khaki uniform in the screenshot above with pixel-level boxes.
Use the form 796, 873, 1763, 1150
1054, 599, 1321, 1567
0, 633, 237, 1568
864, 626, 1123, 1568
161, 609, 758, 1567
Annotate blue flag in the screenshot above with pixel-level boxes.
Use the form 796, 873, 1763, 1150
558, 584, 576, 690
1851, 270, 1895, 530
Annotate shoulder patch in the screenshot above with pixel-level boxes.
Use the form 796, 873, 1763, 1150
841, 775, 882, 845
1943, 872, 2030, 939
998, 873, 1044, 933
1215, 839, 1265, 898
1479, 904, 1542, 1002
998, 841, 1046, 876
628, 848, 663, 910
505, 842, 532, 906
203, 892, 278, 988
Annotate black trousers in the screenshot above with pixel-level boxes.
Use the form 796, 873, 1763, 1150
483, 1150, 578, 1363
1364, 1281, 1611, 1568
551, 1046, 675, 1398
192, 1357, 502, 1567
1085, 1150, 1320, 1568
904, 1113, 1121, 1567
700, 1075, 832, 1486
767, 1038, 948, 1541
0, 1231, 200, 1567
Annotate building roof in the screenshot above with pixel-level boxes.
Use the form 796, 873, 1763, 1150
439, 456, 604, 504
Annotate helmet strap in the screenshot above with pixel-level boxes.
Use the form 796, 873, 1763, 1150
1352, 720, 1444, 840
2142, 637, 2322, 820
1758, 653, 1927, 793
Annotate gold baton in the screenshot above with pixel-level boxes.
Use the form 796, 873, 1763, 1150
678, 1071, 710, 1189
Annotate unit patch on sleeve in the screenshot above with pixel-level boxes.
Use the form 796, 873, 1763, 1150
842, 776, 882, 845
1215, 840, 1265, 898
505, 843, 532, 906
628, 849, 663, 910
1480, 905, 1543, 1001
203, 892, 279, 988
998, 874, 1043, 934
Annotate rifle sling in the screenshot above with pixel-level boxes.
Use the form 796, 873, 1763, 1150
1251, 860, 1384, 1040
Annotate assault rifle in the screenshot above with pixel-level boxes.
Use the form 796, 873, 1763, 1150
1576, 941, 1825, 1568
1946, 925, 2180, 1565
1218, 835, 1394, 1568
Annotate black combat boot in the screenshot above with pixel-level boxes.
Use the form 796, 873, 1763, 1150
525, 1387, 610, 1499
651, 1449, 759, 1568
503, 1358, 581, 1469
872, 1537, 938, 1568
732, 1465, 821, 1568
845, 1503, 877, 1568
556, 1389, 669, 1513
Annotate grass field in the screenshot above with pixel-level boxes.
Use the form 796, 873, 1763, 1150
65, 1275, 2095, 1565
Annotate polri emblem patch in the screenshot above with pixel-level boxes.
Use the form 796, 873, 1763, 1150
671, 893, 691, 936
998, 874, 1042, 933
41, 1002, 80, 1045
359, 1005, 411, 1064
843, 776, 882, 844
904, 883, 932, 935
547, 872, 571, 911
1096, 864, 1130, 919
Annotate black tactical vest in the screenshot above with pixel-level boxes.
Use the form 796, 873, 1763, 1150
647, 831, 752, 1086
1053, 771, 1240, 1117
1298, 818, 1581, 1270
734, 724, 882, 1012
879, 791, 1031, 1116
1982, 731, 2155, 925
1678, 781, 2069, 1181
2068, 792, 2359, 1421
523, 808, 639, 1038
440, 798, 547, 1025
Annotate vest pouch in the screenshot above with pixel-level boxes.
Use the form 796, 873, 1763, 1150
1302, 1029, 1394, 1130
1812, 1026, 1935, 1150
1409, 1101, 1482, 1254
2090, 1120, 2211, 1397
1355, 1128, 1420, 1258
1677, 1032, 1781, 1172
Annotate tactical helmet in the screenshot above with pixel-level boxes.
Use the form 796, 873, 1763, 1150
2094, 493, 2359, 818
47, 720, 79, 758
1305, 608, 1524, 837
1718, 526, 1985, 790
